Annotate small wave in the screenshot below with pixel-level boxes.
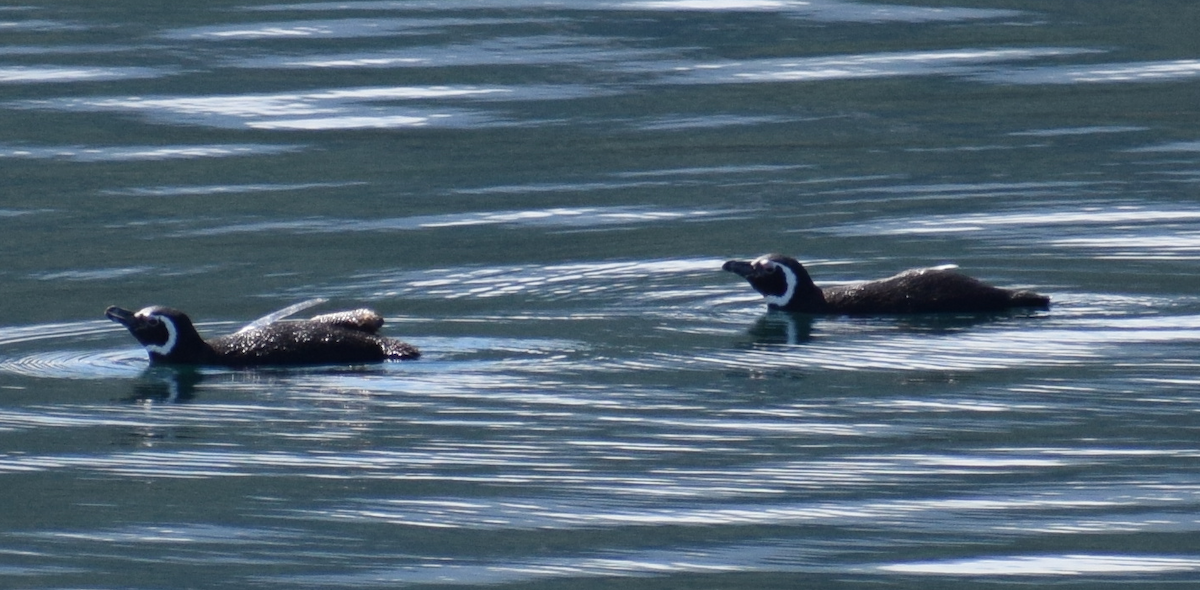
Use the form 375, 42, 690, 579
634, 114, 799, 130
823, 202, 1200, 237
1010, 126, 1148, 137
596, 310, 1200, 374
32, 267, 155, 281
175, 207, 737, 237
163, 17, 525, 41
287, 257, 726, 303
233, 35, 669, 70
634, 48, 1089, 85
0, 143, 305, 162
101, 181, 365, 197
0, 349, 145, 380
608, 337, 1091, 373
976, 58, 1200, 85
880, 554, 1200, 576
18, 523, 300, 545
0, 65, 167, 84
257, 540, 805, 587
16, 85, 584, 131
1128, 140, 1200, 153
0, 320, 116, 346
618, 0, 1021, 22
819, 201, 1200, 260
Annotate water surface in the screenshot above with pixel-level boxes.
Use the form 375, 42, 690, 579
2, 0, 1200, 587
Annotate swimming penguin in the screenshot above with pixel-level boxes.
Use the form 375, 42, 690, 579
106, 304, 419, 366
723, 254, 1049, 314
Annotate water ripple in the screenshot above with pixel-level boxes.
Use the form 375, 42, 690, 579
0, 143, 304, 162
1130, 140, 1200, 153
977, 58, 1200, 85
594, 310, 1200, 374
174, 207, 738, 237
0, 350, 144, 380
16, 85, 589, 130
262, 542, 797, 587
0, 320, 116, 347
621, 0, 1020, 22
164, 17, 527, 41
638, 48, 1092, 85
0, 18, 89, 33
0, 65, 167, 84
822, 201, 1200, 260
825, 202, 1200, 237
101, 182, 365, 197
608, 328, 1092, 373
293, 257, 724, 302
21, 524, 300, 545
32, 267, 155, 281
880, 554, 1200, 576
290, 475, 1200, 532
254, 0, 1021, 23
1010, 125, 1148, 137
234, 35, 668, 70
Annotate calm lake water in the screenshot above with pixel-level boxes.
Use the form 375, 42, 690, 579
3, 0, 1200, 587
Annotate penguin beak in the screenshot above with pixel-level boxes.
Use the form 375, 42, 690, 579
105, 306, 142, 329
722, 260, 758, 279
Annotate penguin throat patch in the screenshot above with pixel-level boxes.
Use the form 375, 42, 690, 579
759, 265, 797, 307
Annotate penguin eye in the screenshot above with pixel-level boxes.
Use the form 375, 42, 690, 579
146, 316, 161, 327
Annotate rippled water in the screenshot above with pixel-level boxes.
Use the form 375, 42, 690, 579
3, 0, 1200, 588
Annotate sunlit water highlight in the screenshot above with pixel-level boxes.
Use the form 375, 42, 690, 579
3, 0, 1200, 588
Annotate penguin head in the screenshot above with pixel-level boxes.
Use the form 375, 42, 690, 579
722, 254, 825, 312
106, 306, 207, 363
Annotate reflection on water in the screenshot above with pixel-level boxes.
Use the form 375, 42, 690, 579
296, 257, 725, 302
646, 48, 1091, 85
619, 0, 1020, 22
824, 202, 1200, 260
881, 554, 1200, 576
1009, 125, 1148, 137
163, 18, 529, 41
0, 143, 304, 162
175, 207, 741, 237
741, 313, 816, 345
0, 65, 167, 84
976, 59, 1200, 85
234, 35, 670, 70
101, 181, 365, 197
4, 281, 1200, 585
1130, 140, 1200, 153
253, 0, 1020, 23
826, 203, 1200, 236
5, 0, 1200, 587
0, 19, 88, 33
19, 87, 532, 130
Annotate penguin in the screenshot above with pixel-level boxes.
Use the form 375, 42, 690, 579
106, 303, 419, 366
723, 254, 1049, 315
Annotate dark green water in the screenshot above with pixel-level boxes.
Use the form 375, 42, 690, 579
3, 0, 1200, 587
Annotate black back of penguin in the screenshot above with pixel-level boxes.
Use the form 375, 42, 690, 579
209, 320, 418, 366
822, 267, 1049, 314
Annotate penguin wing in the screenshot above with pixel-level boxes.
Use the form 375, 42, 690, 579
306, 309, 385, 334
237, 298, 330, 334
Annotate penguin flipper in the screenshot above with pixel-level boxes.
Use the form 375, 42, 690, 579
237, 298, 329, 334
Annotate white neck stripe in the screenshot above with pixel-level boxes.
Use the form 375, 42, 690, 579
762, 264, 797, 307
144, 316, 178, 356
